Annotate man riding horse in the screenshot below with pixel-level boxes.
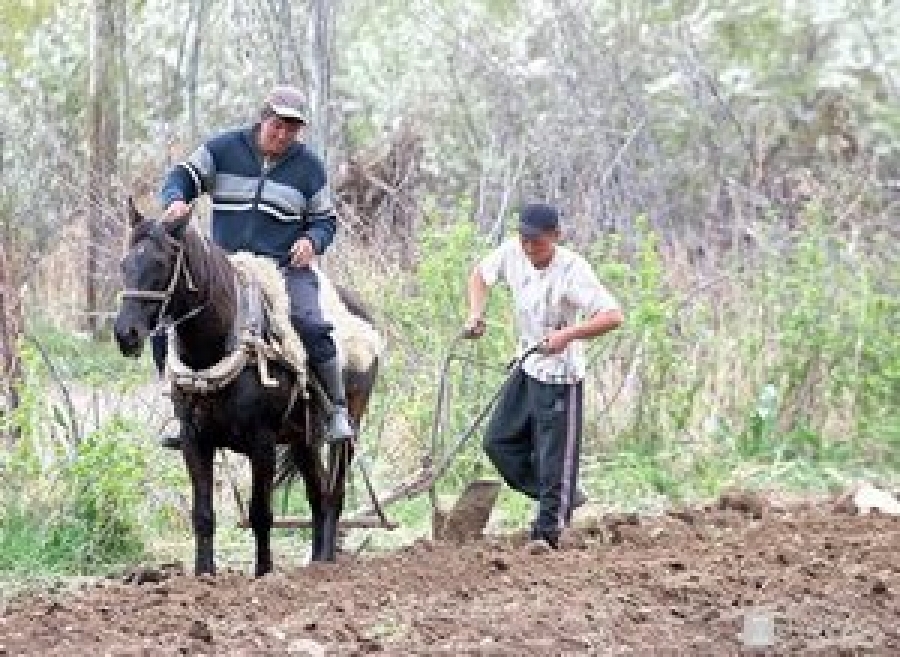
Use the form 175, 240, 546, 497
155, 84, 354, 447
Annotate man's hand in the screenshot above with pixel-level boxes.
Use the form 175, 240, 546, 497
289, 237, 316, 268
461, 314, 486, 339
163, 200, 191, 223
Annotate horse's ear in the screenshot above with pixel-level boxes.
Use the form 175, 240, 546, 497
127, 197, 143, 228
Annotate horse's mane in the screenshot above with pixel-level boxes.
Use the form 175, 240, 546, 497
182, 225, 236, 310
131, 219, 236, 312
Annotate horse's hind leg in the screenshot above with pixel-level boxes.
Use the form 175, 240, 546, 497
317, 377, 372, 561
320, 441, 352, 562
295, 441, 327, 561
183, 439, 216, 575
316, 371, 374, 561
248, 441, 276, 577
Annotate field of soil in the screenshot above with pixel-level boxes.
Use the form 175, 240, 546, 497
1, 496, 898, 655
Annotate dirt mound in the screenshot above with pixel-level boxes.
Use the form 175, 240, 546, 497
1, 501, 898, 655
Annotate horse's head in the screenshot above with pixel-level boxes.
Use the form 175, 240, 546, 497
113, 198, 190, 357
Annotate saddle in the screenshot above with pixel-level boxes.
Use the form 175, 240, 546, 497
165, 253, 381, 396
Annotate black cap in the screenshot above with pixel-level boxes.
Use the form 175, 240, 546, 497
518, 202, 560, 238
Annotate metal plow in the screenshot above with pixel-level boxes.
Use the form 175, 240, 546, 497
233, 334, 539, 542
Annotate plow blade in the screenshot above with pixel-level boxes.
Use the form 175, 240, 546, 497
432, 479, 502, 543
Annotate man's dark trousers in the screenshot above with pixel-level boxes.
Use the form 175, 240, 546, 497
483, 368, 583, 545
282, 265, 336, 365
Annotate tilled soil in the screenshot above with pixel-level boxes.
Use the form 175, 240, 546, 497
1, 500, 898, 656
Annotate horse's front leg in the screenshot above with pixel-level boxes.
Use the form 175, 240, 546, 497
183, 438, 216, 575
248, 440, 276, 577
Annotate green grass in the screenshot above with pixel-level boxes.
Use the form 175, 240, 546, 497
23, 321, 155, 387
0, 501, 145, 577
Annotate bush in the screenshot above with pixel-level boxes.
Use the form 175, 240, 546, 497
0, 417, 148, 576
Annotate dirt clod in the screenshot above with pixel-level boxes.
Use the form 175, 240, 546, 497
188, 619, 213, 643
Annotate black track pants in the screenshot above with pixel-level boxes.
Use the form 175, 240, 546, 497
482, 369, 583, 542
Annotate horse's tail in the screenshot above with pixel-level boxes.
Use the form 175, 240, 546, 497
274, 428, 323, 489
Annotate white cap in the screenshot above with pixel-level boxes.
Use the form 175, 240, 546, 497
265, 85, 308, 123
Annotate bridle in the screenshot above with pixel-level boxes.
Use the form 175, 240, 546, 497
119, 237, 206, 336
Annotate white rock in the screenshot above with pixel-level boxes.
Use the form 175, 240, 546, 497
839, 482, 900, 515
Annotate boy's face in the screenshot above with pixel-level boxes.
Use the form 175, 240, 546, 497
519, 230, 559, 269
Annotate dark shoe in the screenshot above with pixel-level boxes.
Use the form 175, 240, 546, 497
573, 488, 588, 510
529, 527, 559, 550
310, 357, 356, 444
526, 538, 553, 555
160, 430, 184, 450
327, 405, 355, 444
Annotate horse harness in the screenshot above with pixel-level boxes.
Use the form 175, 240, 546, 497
120, 237, 311, 424
119, 240, 204, 332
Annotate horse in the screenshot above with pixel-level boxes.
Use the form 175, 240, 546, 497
113, 199, 379, 576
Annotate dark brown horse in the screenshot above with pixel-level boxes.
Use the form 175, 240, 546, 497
113, 200, 379, 576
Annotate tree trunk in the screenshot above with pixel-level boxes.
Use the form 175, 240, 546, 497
307, 0, 334, 164
262, 0, 302, 84
87, 0, 120, 337
0, 240, 23, 446
186, 0, 212, 144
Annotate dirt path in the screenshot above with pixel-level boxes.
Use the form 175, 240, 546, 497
1, 501, 898, 655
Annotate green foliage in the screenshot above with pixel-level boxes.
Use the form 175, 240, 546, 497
588, 219, 695, 451
0, 417, 148, 575
373, 219, 517, 489
63, 419, 148, 564
744, 210, 900, 455
2, 324, 154, 445
24, 323, 153, 386
0, 0, 56, 73
1, 325, 168, 577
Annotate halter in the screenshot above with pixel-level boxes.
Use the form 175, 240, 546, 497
119, 239, 205, 335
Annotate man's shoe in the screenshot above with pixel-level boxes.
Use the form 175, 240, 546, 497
327, 405, 356, 444
526, 538, 553, 555
528, 528, 559, 550
159, 430, 184, 450
311, 357, 356, 444
573, 488, 588, 510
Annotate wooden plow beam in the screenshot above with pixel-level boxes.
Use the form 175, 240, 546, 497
237, 517, 399, 530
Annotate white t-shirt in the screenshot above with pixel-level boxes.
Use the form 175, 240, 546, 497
477, 237, 620, 384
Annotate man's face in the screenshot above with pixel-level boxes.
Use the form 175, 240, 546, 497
519, 230, 558, 269
258, 115, 304, 158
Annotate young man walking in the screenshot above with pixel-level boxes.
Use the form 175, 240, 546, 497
464, 202, 623, 548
